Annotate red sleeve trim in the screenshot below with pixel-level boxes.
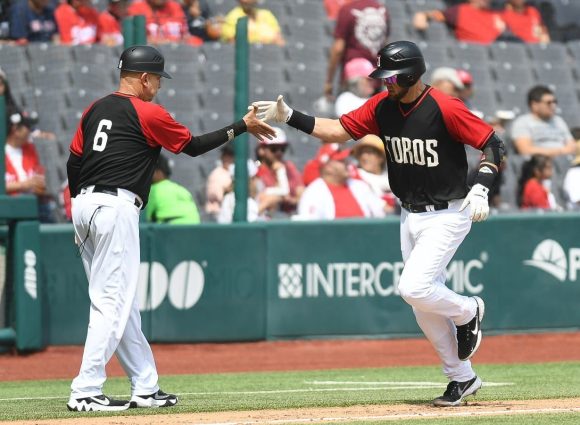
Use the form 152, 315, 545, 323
339, 91, 389, 140
429, 89, 494, 149
130, 98, 192, 153
69, 101, 96, 156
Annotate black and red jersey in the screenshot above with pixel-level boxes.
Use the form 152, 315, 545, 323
69, 92, 192, 204
340, 86, 493, 206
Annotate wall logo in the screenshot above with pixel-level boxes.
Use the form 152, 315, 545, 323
138, 261, 205, 311
23, 250, 37, 300
278, 264, 303, 298
277, 255, 487, 300
523, 239, 580, 282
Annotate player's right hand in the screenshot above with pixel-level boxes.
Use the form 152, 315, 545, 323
252, 95, 293, 123
243, 105, 277, 140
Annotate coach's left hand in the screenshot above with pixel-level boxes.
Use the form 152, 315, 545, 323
243, 105, 277, 140
459, 183, 489, 222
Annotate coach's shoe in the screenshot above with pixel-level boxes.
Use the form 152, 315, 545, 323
130, 389, 178, 408
457, 296, 485, 361
66, 394, 132, 412
433, 376, 482, 407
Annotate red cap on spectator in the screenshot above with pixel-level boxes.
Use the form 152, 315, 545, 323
457, 69, 473, 86
317, 143, 351, 165
303, 143, 351, 185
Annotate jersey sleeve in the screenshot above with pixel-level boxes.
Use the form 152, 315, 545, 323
133, 100, 192, 154
430, 90, 493, 149
339, 91, 389, 140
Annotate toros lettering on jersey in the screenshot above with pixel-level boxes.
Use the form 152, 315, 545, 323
384, 136, 439, 167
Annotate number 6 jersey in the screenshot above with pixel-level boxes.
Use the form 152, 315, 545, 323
69, 92, 192, 205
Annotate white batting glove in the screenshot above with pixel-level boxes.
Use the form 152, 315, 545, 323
459, 183, 489, 222
251, 95, 293, 123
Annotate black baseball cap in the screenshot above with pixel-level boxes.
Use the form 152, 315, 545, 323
7, 110, 38, 129
118, 45, 172, 79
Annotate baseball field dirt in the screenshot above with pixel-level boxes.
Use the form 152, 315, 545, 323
1, 332, 579, 424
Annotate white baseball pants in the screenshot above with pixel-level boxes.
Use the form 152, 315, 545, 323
398, 199, 478, 382
70, 189, 159, 398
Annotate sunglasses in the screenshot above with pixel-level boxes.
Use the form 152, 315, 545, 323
382, 75, 398, 84
268, 145, 286, 153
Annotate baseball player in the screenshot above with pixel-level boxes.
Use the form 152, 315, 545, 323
66, 45, 275, 412
253, 40, 505, 407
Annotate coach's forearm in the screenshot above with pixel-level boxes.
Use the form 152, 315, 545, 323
182, 120, 246, 157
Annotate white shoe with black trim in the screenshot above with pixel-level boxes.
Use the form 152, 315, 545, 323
433, 376, 482, 407
66, 394, 132, 412
130, 390, 178, 408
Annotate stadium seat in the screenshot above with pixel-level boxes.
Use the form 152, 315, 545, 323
287, 0, 325, 22
452, 43, 491, 68
0, 45, 30, 75
534, 63, 576, 88
527, 42, 569, 65
495, 83, 529, 115
72, 44, 116, 66
26, 43, 73, 67
492, 63, 535, 87
489, 42, 530, 65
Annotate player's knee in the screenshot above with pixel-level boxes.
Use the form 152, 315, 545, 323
398, 279, 427, 304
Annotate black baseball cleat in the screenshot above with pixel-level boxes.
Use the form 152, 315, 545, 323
457, 296, 485, 361
130, 389, 178, 408
66, 394, 132, 412
433, 376, 482, 407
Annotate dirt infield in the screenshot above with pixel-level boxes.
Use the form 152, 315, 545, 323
1, 332, 580, 424
0, 332, 579, 381
7, 398, 580, 425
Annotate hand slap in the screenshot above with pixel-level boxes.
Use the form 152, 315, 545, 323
244, 105, 277, 140
252, 95, 292, 123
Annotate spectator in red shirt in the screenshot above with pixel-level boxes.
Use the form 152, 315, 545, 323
128, 0, 188, 44
5, 110, 46, 197
297, 147, 385, 220
517, 154, 558, 210
303, 143, 360, 187
55, 0, 99, 45
255, 127, 304, 215
413, 0, 506, 44
502, 0, 550, 44
325, 0, 389, 98
5, 109, 56, 222
98, 0, 127, 46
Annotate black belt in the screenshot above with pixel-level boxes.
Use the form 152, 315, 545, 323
92, 185, 143, 209
401, 201, 448, 213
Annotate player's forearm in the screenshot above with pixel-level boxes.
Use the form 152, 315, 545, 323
312, 118, 351, 143
473, 133, 505, 190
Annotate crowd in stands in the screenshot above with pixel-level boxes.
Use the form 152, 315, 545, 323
2, 0, 580, 223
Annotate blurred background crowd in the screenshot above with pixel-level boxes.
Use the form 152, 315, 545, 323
1, 0, 580, 224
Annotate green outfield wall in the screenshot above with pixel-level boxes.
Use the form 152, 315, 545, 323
40, 214, 580, 345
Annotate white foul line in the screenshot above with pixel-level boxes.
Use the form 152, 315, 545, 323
0, 382, 513, 402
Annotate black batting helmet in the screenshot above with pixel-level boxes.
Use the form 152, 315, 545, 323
118, 45, 172, 79
369, 41, 426, 88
